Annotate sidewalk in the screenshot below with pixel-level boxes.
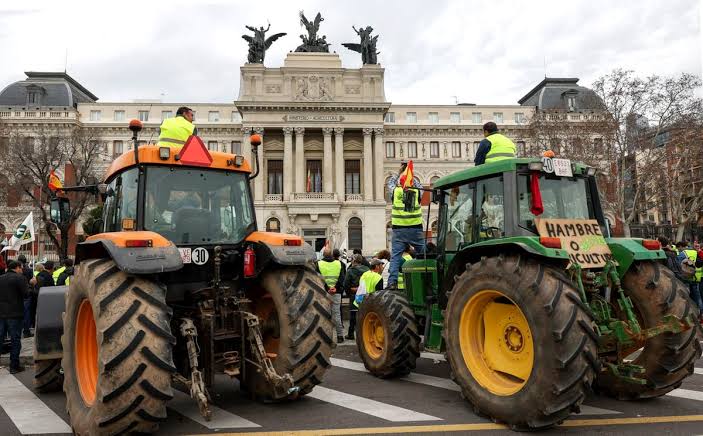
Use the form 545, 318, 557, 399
0, 336, 35, 367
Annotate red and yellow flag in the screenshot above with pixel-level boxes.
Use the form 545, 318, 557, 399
48, 169, 63, 193
399, 160, 414, 189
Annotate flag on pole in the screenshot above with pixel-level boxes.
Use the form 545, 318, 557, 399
48, 169, 63, 193
399, 160, 414, 189
306, 168, 312, 192
1, 212, 36, 252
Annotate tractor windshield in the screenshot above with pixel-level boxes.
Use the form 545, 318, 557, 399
144, 166, 255, 245
517, 174, 593, 233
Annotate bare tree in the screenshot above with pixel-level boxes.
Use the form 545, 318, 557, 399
525, 69, 702, 237
0, 124, 105, 259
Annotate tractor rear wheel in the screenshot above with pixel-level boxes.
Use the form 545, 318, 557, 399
356, 290, 420, 377
444, 255, 599, 431
34, 359, 63, 392
242, 267, 335, 400
62, 259, 176, 435
595, 261, 703, 399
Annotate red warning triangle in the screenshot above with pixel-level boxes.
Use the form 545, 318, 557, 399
178, 135, 213, 167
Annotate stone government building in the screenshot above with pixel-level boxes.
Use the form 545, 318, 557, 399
0, 41, 597, 256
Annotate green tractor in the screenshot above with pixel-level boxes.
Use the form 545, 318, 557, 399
355, 157, 703, 430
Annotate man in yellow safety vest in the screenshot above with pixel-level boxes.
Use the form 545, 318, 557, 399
354, 259, 385, 308
473, 121, 516, 165
397, 244, 414, 290
157, 107, 197, 148
677, 241, 703, 316
316, 247, 345, 343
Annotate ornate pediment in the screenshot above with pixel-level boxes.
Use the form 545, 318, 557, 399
293, 75, 334, 101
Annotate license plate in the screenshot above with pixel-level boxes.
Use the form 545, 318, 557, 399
179, 247, 192, 264
553, 158, 573, 177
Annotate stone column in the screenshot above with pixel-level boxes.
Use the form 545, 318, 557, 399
283, 127, 294, 201
362, 128, 374, 202
294, 127, 305, 194
334, 127, 345, 201
253, 127, 264, 202
322, 127, 334, 194
373, 128, 385, 201
241, 126, 252, 163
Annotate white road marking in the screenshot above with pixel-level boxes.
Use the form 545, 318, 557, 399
694, 368, 702, 375
169, 389, 260, 429
307, 386, 441, 422
667, 388, 703, 401
0, 368, 72, 434
331, 358, 621, 416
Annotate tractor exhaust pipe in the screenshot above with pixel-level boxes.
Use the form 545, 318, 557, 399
249, 133, 262, 180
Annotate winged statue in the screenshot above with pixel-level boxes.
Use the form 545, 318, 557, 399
343, 25, 379, 64
242, 23, 286, 64
295, 11, 330, 53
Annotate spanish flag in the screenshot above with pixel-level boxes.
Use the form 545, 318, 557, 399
306, 168, 312, 192
399, 160, 414, 189
48, 169, 63, 193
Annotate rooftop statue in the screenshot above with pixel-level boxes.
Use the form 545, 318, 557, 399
295, 11, 330, 53
343, 25, 379, 64
242, 23, 286, 64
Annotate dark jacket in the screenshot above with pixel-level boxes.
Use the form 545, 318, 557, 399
473, 138, 492, 165
36, 270, 54, 294
343, 264, 369, 298
0, 270, 29, 318
56, 266, 74, 286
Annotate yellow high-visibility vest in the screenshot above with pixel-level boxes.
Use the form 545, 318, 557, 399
397, 253, 413, 290
157, 116, 195, 147
485, 133, 516, 163
53, 266, 66, 285
391, 187, 422, 227
318, 260, 342, 288
354, 270, 383, 308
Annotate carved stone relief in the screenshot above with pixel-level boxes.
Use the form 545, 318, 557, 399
293, 75, 334, 101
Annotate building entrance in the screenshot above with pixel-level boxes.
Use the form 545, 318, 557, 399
304, 228, 327, 256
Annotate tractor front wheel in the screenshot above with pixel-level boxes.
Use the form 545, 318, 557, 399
62, 259, 175, 435
356, 290, 420, 378
444, 255, 599, 431
242, 267, 335, 400
595, 261, 703, 399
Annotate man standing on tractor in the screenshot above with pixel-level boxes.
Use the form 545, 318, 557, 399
343, 254, 369, 340
473, 121, 517, 165
387, 161, 425, 289
157, 106, 197, 148
354, 259, 385, 308
317, 247, 345, 343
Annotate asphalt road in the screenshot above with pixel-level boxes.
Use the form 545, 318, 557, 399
1, 339, 702, 436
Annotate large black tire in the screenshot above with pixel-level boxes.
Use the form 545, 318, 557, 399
596, 261, 703, 399
444, 255, 599, 431
62, 258, 176, 436
356, 290, 420, 378
34, 359, 63, 393
242, 267, 335, 400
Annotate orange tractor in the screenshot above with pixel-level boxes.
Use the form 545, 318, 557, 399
33, 121, 334, 435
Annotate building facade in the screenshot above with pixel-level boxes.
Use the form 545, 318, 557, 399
1, 54, 539, 256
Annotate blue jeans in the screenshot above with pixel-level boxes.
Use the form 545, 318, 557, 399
23, 298, 32, 334
388, 226, 425, 286
0, 318, 23, 369
688, 282, 703, 314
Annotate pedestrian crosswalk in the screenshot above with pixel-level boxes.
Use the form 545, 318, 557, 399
0, 360, 701, 435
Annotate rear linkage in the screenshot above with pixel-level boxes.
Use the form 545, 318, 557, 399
175, 246, 298, 421
569, 260, 697, 385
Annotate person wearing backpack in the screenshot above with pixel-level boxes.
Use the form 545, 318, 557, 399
676, 241, 703, 318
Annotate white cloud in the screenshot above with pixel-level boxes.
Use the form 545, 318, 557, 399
0, 0, 699, 105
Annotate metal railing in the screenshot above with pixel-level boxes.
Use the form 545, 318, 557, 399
292, 192, 337, 201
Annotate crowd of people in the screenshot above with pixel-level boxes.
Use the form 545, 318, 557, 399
658, 237, 703, 321
0, 255, 74, 373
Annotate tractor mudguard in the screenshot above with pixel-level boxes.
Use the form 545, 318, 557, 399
76, 231, 183, 274
606, 237, 666, 278
34, 285, 68, 361
246, 231, 316, 275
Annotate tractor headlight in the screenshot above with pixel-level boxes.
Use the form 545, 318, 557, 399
528, 162, 543, 171
159, 147, 170, 160
234, 155, 245, 167
586, 167, 597, 176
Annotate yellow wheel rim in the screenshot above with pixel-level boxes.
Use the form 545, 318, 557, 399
362, 312, 385, 360
459, 290, 534, 396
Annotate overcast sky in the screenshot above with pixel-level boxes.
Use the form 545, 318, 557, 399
0, 0, 701, 105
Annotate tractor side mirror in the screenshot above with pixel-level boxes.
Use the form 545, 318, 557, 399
431, 189, 441, 203
50, 197, 71, 225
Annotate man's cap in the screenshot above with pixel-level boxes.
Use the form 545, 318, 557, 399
352, 254, 365, 264
370, 258, 384, 267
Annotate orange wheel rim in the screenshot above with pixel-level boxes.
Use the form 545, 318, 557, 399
75, 299, 98, 406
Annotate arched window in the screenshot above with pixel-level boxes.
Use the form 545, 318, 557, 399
429, 176, 440, 187
348, 217, 363, 251
265, 217, 280, 232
